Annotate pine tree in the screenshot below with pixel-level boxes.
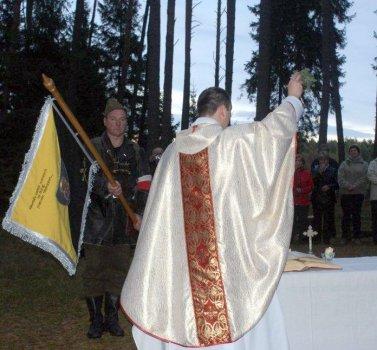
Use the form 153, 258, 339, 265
88, 0, 98, 48
7, 0, 71, 132
118, 0, 137, 103
25, 0, 34, 51
374, 80, 377, 157
319, 0, 352, 155
215, 0, 222, 87
331, 53, 345, 162
181, 0, 193, 130
244, 0, 351, 140
373, 16, 377, 157
161, 0, 176, 147
68, 0, 87, 113
98, 0, 141, 100
146, 0, 161, 152
225, 0, 236, 98
0, 0, 21, 123
67, 0, 107, 136
129, 1, 149, 141
318, 0, 332, 146
247, 0, 272, 121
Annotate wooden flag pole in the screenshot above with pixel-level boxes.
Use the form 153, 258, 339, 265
42, 74, 138, 226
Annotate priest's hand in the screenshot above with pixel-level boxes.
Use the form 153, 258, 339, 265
133, 214, 142, 231
107, 180, 122, 197
288, 72, 303, 99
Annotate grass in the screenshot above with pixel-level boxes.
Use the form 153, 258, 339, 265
1, 201, 377, 349
0, 231, 136, 350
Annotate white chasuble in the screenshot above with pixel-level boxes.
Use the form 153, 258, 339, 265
121, 99, 300, 348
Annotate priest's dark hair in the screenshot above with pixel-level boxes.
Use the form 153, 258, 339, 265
197, 87, 232, 117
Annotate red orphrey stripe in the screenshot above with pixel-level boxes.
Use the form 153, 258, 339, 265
179, 148, 231, 346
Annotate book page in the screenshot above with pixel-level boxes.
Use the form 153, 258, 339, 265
284, 251, 342, 272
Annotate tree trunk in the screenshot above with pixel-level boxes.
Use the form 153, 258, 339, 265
215, 0, 221, 87
68, 0, 86, 113
161, 0, 176, 147
225, 0, 235, 97
1, 0, 21, 122
129, 0, 150, 138
138, 46, 150, 149
88, 0, 98, 48
331, 75, 345, 162
9, 0, 21, 49
255, 0, 272, 121
181, 0, 192, 130
118, 0, 135, 104
138, 67, 149, 149
62, 0, 88, 245
318, 0, 332, 146
330, 23, 345, 162
146, 0, 161, 152
374, 82, 377, 158
25, 0, 34, 50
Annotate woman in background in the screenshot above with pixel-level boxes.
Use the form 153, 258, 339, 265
293, 154, 313, 242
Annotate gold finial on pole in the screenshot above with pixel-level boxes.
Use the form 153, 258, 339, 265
42, 73, 56, 93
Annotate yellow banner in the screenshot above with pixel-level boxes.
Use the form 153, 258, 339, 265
2, 98, 77, 275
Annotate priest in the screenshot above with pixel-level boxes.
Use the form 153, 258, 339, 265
121, 73, 304, 349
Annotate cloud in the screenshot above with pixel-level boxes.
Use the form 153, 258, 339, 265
328, 117, 374, 135
327, 125, 373, 140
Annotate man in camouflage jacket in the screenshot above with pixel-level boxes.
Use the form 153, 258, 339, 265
80, 98, 151, 339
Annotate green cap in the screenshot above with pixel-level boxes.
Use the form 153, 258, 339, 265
103, 98, 125, 117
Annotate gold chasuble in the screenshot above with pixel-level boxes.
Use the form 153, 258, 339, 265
121, 100, 298, 347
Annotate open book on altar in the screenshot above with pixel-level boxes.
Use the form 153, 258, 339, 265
284, 251, 342, 272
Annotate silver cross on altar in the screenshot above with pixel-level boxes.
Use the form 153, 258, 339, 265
303, 225, 318, 255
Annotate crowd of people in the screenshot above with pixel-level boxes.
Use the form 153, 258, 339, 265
293, 144, 377, 245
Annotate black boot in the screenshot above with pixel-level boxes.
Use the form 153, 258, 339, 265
103, 292, 125, 337
85, 296, 104, 339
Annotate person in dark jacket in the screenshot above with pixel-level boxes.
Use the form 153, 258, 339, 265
311, 143, 339, 174
80, 98, 151, 339
338, 145, 368, 244
311, 152, 339, 244
293, 154, 313, 242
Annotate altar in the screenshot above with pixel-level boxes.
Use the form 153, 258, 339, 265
278, 256, 377, 350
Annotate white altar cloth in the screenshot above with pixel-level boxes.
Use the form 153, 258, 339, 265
278, 256, 377, 350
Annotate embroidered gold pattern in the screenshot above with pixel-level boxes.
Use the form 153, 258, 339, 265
179, 149, 231, 346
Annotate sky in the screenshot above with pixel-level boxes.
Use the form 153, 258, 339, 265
148, 0, 376, 139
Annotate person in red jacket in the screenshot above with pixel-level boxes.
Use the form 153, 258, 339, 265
293, 154, 314, 242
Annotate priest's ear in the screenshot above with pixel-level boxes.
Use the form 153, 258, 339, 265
217, 105, 231, 128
